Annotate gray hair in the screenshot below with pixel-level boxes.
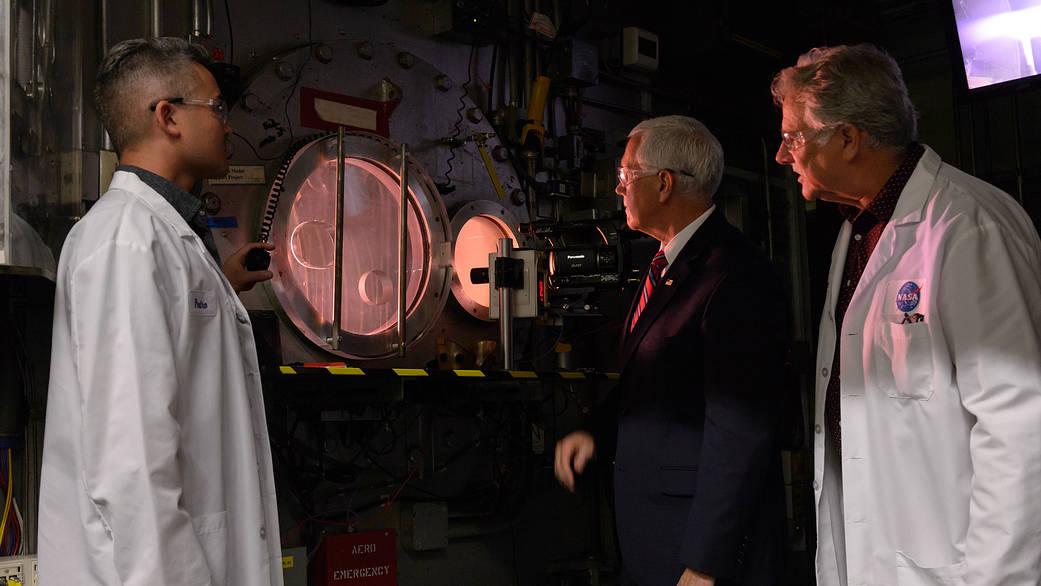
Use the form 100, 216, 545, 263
770, 43, 918, 150
95, 37, 210, 154
628, 115, 724, 201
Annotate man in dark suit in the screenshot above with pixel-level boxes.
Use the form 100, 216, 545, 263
555, 115, 787, 586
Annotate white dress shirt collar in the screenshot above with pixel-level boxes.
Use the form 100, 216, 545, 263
660, 205, 716, 274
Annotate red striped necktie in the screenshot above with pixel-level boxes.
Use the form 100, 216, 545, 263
630, 250, 668, 331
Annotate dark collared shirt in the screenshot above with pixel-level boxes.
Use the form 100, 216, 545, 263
824, 143, 925, 450
117, 165, 221, 264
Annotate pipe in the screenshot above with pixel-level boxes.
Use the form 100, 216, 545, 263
332, 127, 345, 351
397, 143, 409, 357
99, 0, 108, 53
532, 0, 541, 81
507, 0, 520, 109
100, 0, 113, 151
553, 0, 560, 38
579, 96, 648, 117
150, 0, 161, 37
520, 75, 551, 148
28, 0, 37, 99
475, 139, 507, 200
523, 15, 533, 106
523, 0, 535, 103
498, 238, 514, 369
526, 157, 537, 222
760, 138, 775, 261
191, 0, 213, 39
1, 0, 10, 263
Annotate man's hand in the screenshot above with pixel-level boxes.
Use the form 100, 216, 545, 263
554, 431, 595, 492
677, 568, 714, 586
223, 241, 275, 293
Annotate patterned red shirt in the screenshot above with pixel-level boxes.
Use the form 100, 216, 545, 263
824, 143, 926, 450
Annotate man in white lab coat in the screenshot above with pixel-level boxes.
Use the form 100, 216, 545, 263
773, 44, 1041, 585
38, 37, 282, 585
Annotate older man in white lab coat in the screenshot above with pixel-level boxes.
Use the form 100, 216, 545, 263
773, 44, 1041, 585
38, 38, 281, 585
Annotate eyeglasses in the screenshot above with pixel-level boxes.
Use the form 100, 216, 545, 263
149, 97, 229, 125
780, 124, 840, 153
617, 166, 696, 188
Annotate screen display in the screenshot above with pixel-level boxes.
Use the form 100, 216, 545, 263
952, 0, 1041, 90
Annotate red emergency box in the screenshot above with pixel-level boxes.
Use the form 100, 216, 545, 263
310, 529, 398, 586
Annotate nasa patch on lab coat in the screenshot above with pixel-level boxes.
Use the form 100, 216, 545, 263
881, 279, 926, 323
189, 289, 218, 317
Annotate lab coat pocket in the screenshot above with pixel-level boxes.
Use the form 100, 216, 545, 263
659, 465, 698, 497
876, 321, 934, 400
192, 510, 228, 585
895, 551, 966, 585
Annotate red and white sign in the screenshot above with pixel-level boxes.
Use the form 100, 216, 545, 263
299, 87, 399, 138
310, 529, 397, 586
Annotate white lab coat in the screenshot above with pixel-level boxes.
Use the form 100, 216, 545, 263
38, 171, 284, 586
813, 147, 1041, 586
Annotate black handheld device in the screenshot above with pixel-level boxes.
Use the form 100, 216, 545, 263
245, 247, 271, 271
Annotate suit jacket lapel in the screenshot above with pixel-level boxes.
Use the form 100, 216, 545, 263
620, 209, 723, 371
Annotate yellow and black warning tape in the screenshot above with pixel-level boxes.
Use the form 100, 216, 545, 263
276, 364, 619, 381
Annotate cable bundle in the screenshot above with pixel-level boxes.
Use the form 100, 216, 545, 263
0, 448, 22, 556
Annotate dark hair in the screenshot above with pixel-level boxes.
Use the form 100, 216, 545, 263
95, 37, 210, 153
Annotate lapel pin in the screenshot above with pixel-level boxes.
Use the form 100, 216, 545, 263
665, 279, 673, 286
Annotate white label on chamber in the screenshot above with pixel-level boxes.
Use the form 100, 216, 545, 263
314, 98, 378, 131
210, 165, 266, 185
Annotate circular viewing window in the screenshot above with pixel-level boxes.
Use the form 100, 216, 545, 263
267, 133, 451, 359
285, 158, 425, 336
450, 202, 520, 321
